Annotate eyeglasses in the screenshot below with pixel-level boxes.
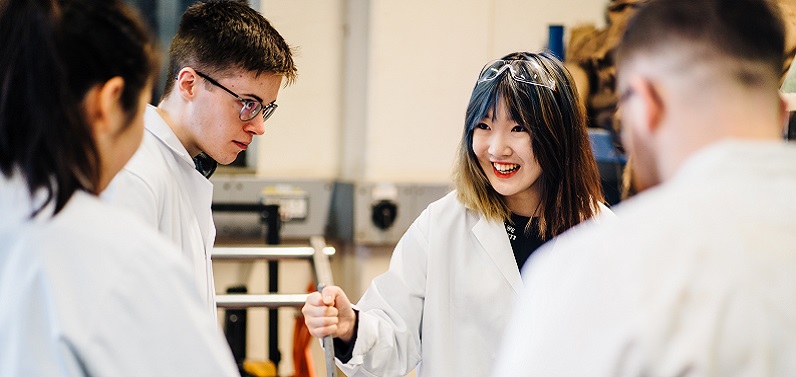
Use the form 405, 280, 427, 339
477, 59, 556, 91
194, 71, 277, 122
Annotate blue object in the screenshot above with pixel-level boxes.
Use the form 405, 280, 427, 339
548, 25, 565, 60
588, 128, 627, 205
588, 128, 626, 164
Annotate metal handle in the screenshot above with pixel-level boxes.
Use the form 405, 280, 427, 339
212, 245, 335, 260
215, 294, 308, 309
310, 236, 337, 377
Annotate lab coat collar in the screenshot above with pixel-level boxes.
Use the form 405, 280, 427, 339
144, 105, 195, 168
0, 173, 32, 227
0, 171, 53, 227
471, 215, 523, 295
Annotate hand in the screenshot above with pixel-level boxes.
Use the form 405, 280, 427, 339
302, 285, 357, 342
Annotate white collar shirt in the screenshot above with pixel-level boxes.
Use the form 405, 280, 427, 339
493, 140, 796, 377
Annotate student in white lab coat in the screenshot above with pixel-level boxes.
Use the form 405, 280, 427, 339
102, 0, 297, 316
493, 1, 796, 376
302, 52, 611, 377
0, 0, 238, 375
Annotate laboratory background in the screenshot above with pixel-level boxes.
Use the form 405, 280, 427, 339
122, 0, 796, 376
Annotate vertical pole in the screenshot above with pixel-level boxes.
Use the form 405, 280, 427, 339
262, 204, 282, 369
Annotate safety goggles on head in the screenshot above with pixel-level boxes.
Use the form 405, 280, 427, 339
194, 71, 278, 122
476, 59, 556, 91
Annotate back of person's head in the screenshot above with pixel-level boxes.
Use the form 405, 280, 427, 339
454, 51, 603, 239
162, 0, 296, 98
616, 0, 785, 91
0, 0, 158, 215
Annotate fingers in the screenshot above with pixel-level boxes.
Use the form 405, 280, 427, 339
303, 310, 340, 338
304, 291, 325, 307
302, 286, 355, 339
320, 285, 351, 308
302, 293, 340, 318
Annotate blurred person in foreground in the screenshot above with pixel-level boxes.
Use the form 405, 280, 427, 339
0, 0, 238, 375
493, 0, 796, 376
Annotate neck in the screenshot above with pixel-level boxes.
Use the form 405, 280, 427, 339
157, 96, 201, 157
504, 185, 542, 217
656, 88, 784, 182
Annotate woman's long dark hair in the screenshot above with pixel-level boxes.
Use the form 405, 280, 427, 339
0, 0, 158, 215
454, 51, 604, 239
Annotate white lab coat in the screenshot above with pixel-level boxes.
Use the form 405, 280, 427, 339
0, 173, 238, 376
493, 140, 796, 377
103, 105, 217, 316
340, 191, 612, 377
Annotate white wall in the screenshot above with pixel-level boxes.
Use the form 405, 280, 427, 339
362, 0, 489, 183
255, 0, 607, 184
255, 0, 346, 179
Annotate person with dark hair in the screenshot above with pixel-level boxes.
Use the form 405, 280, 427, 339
493, 1, 796, 376
302, 51, 610, 377
0, 0, 238, 375
102, 0, 297, 316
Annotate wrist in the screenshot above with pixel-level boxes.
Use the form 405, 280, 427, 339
337, 308, 358, 342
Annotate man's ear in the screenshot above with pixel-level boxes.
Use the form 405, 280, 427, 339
84, 76, 125, 139
630, 76, 665, 135
175, 68, 199, 99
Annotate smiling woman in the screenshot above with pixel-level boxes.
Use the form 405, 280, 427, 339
456, 51, 605, 240
300, 51, 612, 377
471, 102, 544, 217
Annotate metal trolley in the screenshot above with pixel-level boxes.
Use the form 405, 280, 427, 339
212, 236, 337, 377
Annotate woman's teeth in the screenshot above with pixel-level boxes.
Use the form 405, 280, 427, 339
493, 163, 520, 173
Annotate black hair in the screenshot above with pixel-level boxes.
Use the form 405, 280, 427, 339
0, 0, 158, 215
162, 0, 297, 97
454, 51, 604, 239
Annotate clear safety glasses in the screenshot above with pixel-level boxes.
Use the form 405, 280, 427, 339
476, 59, 556, 91
195, 71, 277, 122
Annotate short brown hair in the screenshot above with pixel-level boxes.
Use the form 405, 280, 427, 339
616, 0, 785, 88
162, 0, 296, 97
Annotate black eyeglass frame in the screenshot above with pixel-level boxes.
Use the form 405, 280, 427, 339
193, 71, 277, 122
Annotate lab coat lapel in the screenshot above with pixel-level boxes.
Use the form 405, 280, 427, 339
145, 106, 214, 248
144, 106, 194, 168
177, 165, 213, 248
471, 216, 523, 295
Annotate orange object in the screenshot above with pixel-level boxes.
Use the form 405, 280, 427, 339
292, 282, 317, 377
243, 360, 277, 377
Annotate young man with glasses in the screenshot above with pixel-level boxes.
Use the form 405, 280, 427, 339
103, 0, 296, 317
